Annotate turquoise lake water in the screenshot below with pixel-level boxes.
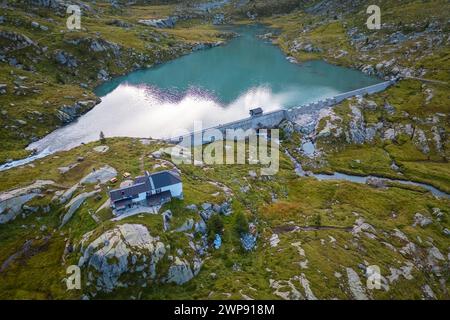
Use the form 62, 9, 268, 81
95, 24, 379, 104
27, 24, 380, 154
4, 25, 447, 198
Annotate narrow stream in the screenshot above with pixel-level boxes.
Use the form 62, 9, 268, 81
284, 150, 449, 199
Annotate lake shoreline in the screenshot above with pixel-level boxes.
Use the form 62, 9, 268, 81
1, 24, 383, 171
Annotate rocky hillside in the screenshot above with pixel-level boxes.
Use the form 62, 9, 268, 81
262, 0, 449, 192
0, 136, 448, 299
265, 0, 450, 80
0, 0, 448, 300
0, 0, 230, 163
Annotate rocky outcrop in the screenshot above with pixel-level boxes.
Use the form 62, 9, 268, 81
79, 165, 117, 184
290, 39, 322, 53
28, 0, 93, 13
310, 95, 444, 157
413, 213, 433, 228
279, 119, 296, 139
56, 100, 99, 124
90, 39, 120, 54
270, 278, 304, 300
92, 145, 109, 153
0, 31, 35, 53
55, 165, 116, 208
212, 13, 226, 25
346, 267, 369, 300
0, 180, 54, 224
65, 37, 121, 56
60, 190, 99, 227
351, 218, 376, 237
412, 129, 430, 154
138, 17, 177, 28
269, 273, 317, 300
348, 105, 366, 144
56, 183, 79, 204
315, 108, 343, 139
54, 50, 78, 68
97, 69, 110, 81
191, 41, 223, 52
56, 165, 116, 225
0, 83, 6, 94
166, 256, 197, 285
78, 224, 166, 292
78, 223, 202, 294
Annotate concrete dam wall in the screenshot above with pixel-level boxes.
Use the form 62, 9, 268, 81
167, 79, 396, 146
287, 79, 396, 119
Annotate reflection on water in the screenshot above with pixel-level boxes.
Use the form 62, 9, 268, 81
2, 25, 381, 170
27, 25, 379, 155
28, 85, 294, 153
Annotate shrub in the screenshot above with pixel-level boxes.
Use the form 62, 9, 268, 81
234, 211, 249, 236
313, 213, 322, 227
100, 131, 106, 144
207, 214, 224, 242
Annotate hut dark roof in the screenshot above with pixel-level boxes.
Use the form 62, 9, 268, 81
109, 170, 181, 204
150, 170, 181, 189
109, 182, 148, 202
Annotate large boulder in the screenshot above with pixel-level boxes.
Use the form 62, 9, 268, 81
413, 213, 432, 228
0, 31, 36, 58
57, 103, 85, 124
78, 223, 203, 294
166, 257, 194, 285
78, 224, 167, 293
54, 50, 77, 68
348, 105, 366, 144
174, 218, 194, 233
80, 165, 117, 184
279, 120, 295, 139
412, 129, 430, 154
0, 180, 54, 224
138, 17, 177, 28
346, 268, 369, 300
60, 190, 99, 227
366, 177, 387, 189
0, 84, 7, 94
